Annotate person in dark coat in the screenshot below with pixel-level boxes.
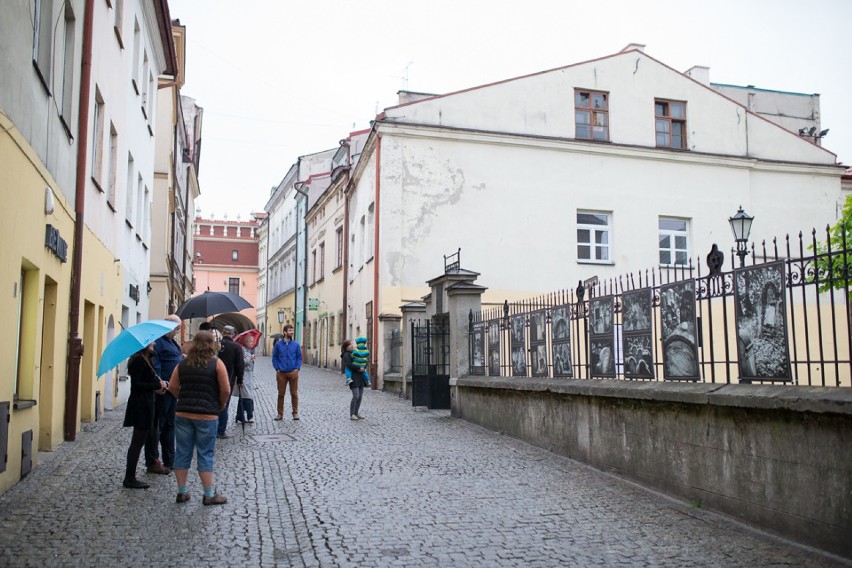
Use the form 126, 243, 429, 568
216, 325, 244, 438
123, 343, 168, 489
145, 314, 183, 475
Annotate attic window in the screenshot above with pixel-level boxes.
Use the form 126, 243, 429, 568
575, 90, 609, 141
655, 100, 687, 149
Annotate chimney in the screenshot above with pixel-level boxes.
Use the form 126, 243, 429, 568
621, 43, 646, 53
685, 65, 711, 86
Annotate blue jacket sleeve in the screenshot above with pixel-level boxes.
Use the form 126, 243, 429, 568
272, 341, 282, 371
295, 342, 302, 369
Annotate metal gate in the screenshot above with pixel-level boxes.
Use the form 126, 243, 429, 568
411, 319, 451, 409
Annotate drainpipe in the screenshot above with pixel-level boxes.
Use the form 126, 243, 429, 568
371, 134, 381, 389
65, 0, 95, 441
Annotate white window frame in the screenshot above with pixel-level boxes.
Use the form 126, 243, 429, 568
658, 217, 690, 267
577, 211, 612, 264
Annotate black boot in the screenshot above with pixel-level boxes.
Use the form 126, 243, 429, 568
123, 478, 150, 489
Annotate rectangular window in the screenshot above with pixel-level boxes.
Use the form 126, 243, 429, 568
311, 249, 317, 284
113, 0, 124, 46
91, 88, 105, 189
60, 4, 76, 130
229, 278, 240, 295
575, 90, 609, 141
232, 250, 239, 261
655, 100, 687, 149
131, 19, 140, 92
107, 123, 118, 208
319, 242, 325, 280
577, 211, 611, 262
125, 153, 134, 225
659, 217, 690, 266
32, 0, 54, 90
335, 227, 343, 269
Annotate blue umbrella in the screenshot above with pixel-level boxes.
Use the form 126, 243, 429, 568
97, 319, 180, 376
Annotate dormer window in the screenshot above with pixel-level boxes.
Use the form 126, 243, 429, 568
655, 100, 687, 149
575, 90, 609, 141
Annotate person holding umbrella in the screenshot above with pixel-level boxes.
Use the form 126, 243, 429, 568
122, 343, 169, 489
167, 330, 230, 505
234, 330, 260, 425
145, 314, 183, 475
216, 325, 244, 439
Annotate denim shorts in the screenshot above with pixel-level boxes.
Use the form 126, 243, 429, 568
174, 416, 217, 472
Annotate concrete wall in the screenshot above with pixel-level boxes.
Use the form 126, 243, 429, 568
452, 377, 852, 559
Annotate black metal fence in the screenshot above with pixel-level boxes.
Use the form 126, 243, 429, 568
469, 227, 851, 387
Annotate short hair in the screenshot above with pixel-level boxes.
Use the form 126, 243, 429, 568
198, 322, 213, 331
222, 325, 236, 336
283, 324, 294, 332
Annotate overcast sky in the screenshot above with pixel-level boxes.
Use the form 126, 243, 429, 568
168, 0, 852, 220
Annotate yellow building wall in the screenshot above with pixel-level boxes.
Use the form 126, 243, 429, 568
76, 227, 123, 425
266, 291, 296, 354
0, 112, 75, 493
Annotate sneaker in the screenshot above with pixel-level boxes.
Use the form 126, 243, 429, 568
146, 460, 171, 475
274, 415, 283, 421
246, 419, 254, 424
176, 492, 191, 503
123, 478, 150, 489
356, 415, 365, 420
350, 415, 359, 420
202, 493, 227, 506
292, 414, 300, 420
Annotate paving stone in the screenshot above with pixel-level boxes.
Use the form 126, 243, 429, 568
0, 359, 846, 566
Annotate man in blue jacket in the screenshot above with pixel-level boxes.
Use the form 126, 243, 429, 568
272, 324, 302, 420
146, 314, 183, 474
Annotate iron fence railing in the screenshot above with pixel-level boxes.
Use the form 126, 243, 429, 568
469, 226, 851, 387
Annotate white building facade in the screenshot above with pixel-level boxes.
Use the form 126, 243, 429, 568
346, 45, 845, 385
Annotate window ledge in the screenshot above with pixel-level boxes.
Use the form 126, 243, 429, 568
13, 399, 37, 410
316, 277, 325, 284
114, 27, 124, 49
332, 266, 342, 274
92, 177, 104, 193
577, 260, 615, 266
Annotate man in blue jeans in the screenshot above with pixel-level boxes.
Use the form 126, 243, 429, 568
216, 325, 244, 438
146, 314, 183, 474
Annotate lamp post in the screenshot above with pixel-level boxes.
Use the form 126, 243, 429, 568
728, 206, 754, 268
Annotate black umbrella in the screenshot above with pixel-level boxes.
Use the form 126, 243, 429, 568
270, 333, 285, 339
175, 291, 253, 320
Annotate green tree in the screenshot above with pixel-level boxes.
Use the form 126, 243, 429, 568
813, 194, 852, 295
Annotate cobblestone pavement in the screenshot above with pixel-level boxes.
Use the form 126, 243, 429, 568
0, 359, 847, 567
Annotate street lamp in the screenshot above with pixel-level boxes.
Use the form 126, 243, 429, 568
278, 308, 285, 324
728, 206, 754, 267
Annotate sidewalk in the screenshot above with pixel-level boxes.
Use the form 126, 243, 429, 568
0, 358, 845, 567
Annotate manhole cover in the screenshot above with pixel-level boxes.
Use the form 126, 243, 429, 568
252, 433, 296, 443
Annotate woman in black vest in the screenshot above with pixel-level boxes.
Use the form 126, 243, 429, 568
166, 330, 230, 505
123, 343, 168, 489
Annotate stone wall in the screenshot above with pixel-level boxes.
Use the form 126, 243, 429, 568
452, 377, 852, 559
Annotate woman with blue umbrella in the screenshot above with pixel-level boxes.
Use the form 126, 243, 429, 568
123, 343, 168, 489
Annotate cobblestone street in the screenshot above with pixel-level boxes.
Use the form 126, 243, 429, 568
0, 358, 845, 567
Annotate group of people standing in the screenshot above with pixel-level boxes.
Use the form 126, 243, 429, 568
122, 319, 370, 505
122, 318, 261, 506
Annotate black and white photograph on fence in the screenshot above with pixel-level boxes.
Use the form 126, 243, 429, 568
532, 344, 548, 377
511, 315, 525, 346
531, 311, 546, 343
552, 342, 573, 377
591, 337, 616, 377
551, 305, 570, 340
471, 325, 485, 374
488, 320, 501, 376
734, 261, 791, 381
622, 289, 653, 332
623, 334, 654, 378
590, 296, 614, 335
511, 345, 527, 377
660, 280, 700, 380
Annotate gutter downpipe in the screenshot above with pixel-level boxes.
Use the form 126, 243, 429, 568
65, 0, 95, 441
372, 134, 381, 389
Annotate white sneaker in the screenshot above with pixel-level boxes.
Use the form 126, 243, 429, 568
356, 415, 365, 420
350, 415, 358, 420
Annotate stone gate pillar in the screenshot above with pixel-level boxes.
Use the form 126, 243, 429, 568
445, 282, 486, 417
399, 302, 426, 399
